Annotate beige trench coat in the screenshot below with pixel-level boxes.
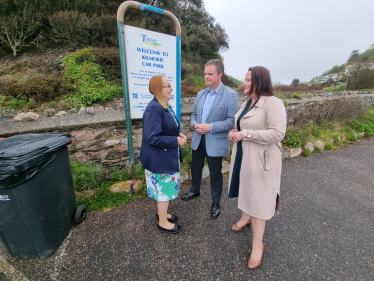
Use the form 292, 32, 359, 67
228, 95, 287, 220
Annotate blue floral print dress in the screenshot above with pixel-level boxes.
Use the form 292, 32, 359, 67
145, 106, 180, 201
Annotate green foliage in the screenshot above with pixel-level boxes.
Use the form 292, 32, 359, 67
192, 75, 205, 87
109, 167, 131, 182
181, 145, 193, 172
70, 159, 103, 191
346, 133, 357, 142
315, 146, 323, 153
225, 75, 242, 87
323, 85, 345, 92
283, 100, 288, 107
303, 148, 312, 157
324, 64, 345, 75
63, 47, 123, 105
292, 93, 302, 100
50, 101, 57, 108
276, 94, 286, 99
291, 78, 300, 87
282, 130, 302, 148
325, 143, 335, 151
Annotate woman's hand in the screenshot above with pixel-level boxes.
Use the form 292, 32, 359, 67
228, 131, 236, 141
233, 131, 243, 142
177, 136, 187, 147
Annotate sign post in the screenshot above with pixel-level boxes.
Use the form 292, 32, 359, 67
117, 1, 182, 173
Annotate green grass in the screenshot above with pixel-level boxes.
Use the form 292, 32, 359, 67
325, 143, 335, 151
315, 146, 323, 153
292, 93, 302, 100
303, 148, 312, 157
283, 100, 288, 107
276, 94, 286, 99
324, 85, 345, 92
70, 159, 103, 191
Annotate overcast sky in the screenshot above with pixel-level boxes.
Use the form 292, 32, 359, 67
203, 0, 374, 84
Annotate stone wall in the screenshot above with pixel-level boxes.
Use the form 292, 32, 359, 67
1, 91, 373, 167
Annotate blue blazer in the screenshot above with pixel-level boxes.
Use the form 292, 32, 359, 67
139, 98, 181, 174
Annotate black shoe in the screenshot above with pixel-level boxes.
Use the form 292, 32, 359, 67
211, 202, 221, 218
158, 223, 182, 234
181, 191, 200, 201
155, 214, 179, 222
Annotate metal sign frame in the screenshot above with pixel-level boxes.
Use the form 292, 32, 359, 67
117, 1, 182, 173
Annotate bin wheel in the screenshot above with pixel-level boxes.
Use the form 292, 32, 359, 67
75, 205, 87, 224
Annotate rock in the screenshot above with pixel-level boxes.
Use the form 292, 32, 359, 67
360, 132, 365, 137
341, 135, 347, 142
93, 129, 109, 139
329, 139, 335, 144
222, 161, 230, 173
14, 112, 39, 122
75, 153, 88, 163
71, 130, 94, 142
289, 147, 302, 158
78, 107, 86, 115
202, 166, 210, 178
181, 116, 190, 121
55, 111, 67, 117
288, 119, 294, 123
86, 107, 95, 115
180, 170, 190, 184
94, 151, 108, 159
354, 133, 359, 139
43, 109, 56, 117
314, 140, 325, 150
106, 151, 128, 160
75, 141, 93, 149
117, 145, 128, 152
282, 150, 290, 159
105, 139, 120, 146
95, 106, 104, 111
110, 180, 142, 193
134, 148, 141, 155
104, 107, 114, 111
120, 136, 135, 145
304, 142, 314, 152
1, 109, 16, 118
68, 108, 78, 114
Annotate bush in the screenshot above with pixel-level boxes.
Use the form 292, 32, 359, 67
276, 94, 286, 99
273, 84, 323, 92
303, 148, 312, 157
70, 159, 103, 191
292, 93, 302, 100
110, 167, 131, 182
7, 74, 69, 102
325, 143, 335, 151
181, 145, 193, 172
346, 133, 357, 142
283, 100, 288, 107
282, 130, 302, 148
324, 85, 345, 93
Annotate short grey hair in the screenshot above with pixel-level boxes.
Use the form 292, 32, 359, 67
205, 59, 224, 75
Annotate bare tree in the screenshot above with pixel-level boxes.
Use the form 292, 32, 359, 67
0, 8, 41, 57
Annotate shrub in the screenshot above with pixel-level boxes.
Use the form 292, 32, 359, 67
63, 47, 123, 105
325, 143, 334, 151
7, 74, 69, 102
50, 102, 57, 108
276, 94, 286, 99
324, 85, 345, 93
346, 133, 357, 142
273, 84, 323, 92
181, 145, 193, 172
283, 100, 288, 107
292, 93, 302, 100
70, 159, 103, 191
282, 130, 302, 148
109, 167, 131, 182
303, 148, 312, 157
315, 146, 323, 153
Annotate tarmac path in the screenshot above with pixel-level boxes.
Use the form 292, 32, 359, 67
1, 138, 374, 281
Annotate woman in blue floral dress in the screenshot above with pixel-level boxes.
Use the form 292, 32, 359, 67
139, 75, 187, 234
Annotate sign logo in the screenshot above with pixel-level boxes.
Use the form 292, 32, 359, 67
141, 34, 162, 47
132, 93, 138, 99
0, 195, 10, 201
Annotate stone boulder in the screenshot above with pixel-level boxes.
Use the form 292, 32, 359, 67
71, 130, 94, 142
78, 107, 86, 115
282, 150, 290, 159
110, 180, 142, 193
105, 139, 120, 146
14, 112, 39, 122
289, 147, 302, 158
314, 140, 325, 150
304, 142, 314, 152
86, 107, 95, 115
44, 109, 56, 117
55, 111, 67, 117
1, 109, 16, 119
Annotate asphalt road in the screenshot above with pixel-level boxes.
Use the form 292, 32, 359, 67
1, 138, 374, 281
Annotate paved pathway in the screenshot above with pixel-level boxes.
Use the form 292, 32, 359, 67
1, 138, 374, 280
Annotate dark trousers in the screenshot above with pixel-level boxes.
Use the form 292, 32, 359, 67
191, 135, 223, 203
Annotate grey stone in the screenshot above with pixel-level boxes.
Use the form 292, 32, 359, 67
55, 111, 67, 117
14, 112, 39, 122
314, 140, 325, 150
78, 107, 86, 115
86, 107, 95, 115
95, 106, 104, 111
105, 139, 120, 146
120, 136, 136, 145
360, 132, 365, 137
44, 109, 56, 117
105, 151, 128, 160
329, 139, 335, 144
304, 142, 314, 152
1, 109, 16, 118
282, 150, 290, 159
202, 166, 210, 178
180, 170, 190, 184
68, 108, 78, 114
289, 147, 302, 158
104, 107, 114, 111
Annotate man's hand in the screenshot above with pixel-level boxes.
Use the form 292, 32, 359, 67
200, 123, 211, 133
193, 123, 205, 134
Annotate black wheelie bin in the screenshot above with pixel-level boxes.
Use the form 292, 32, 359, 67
0, 134, 86, 258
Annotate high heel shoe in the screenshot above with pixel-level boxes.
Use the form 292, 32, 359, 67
248, 243, 265, 270
231, 218, 251, 232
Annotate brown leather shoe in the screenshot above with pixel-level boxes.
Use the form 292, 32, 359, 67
248, 243, 265, 270
231, 218, 251, 232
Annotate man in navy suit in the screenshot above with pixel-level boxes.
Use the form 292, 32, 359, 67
181, 59, 239, 218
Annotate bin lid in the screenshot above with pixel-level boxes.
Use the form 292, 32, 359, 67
0, 134, 71, 188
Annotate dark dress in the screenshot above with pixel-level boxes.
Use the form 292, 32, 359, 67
228, 99, 256, 198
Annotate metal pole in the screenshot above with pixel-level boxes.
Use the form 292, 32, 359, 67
117, 1, 183, 170
345, 67, 350, 91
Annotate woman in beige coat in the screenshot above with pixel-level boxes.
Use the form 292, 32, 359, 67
228, 66, 287, 269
